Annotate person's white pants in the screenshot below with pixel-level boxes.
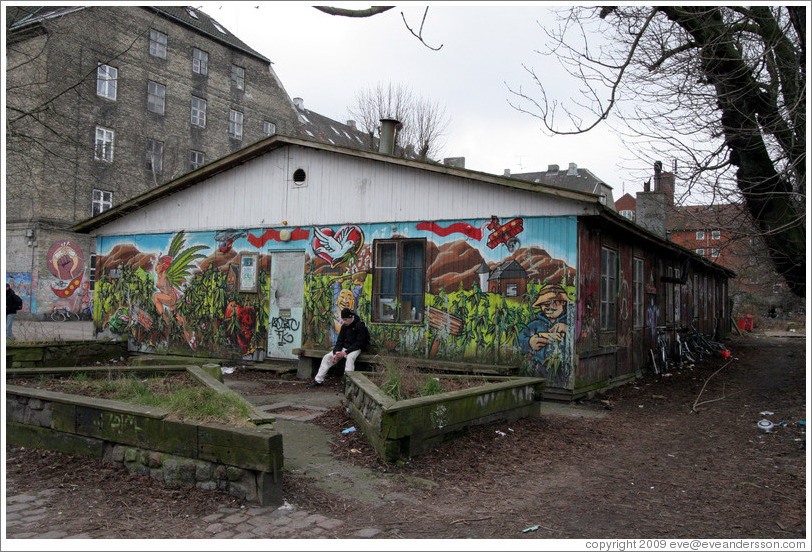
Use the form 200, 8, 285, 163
314, 348, 362, 383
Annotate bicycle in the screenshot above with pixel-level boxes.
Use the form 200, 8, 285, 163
50, 307, 79, 322
674, 327, 697, 369
649, 326, 671, 377
679, 319, 728, 360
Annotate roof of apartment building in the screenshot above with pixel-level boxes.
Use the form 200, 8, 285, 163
668, 203, 751, 233
7, 6, 270, 63
292, 98, 373, 150
510, 164, 615, 209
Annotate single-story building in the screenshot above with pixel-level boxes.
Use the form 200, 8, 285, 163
73, 134, 733, 400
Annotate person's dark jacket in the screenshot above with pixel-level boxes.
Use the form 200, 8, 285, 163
7, 287, 23, 315
333, 315, 370, 355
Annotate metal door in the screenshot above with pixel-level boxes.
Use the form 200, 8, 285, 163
267, 251, 305, 359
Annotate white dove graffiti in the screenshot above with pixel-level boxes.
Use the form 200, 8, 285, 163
312, 225, 363, 267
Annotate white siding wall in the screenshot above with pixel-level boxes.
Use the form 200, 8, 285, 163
94, 146, 596, 236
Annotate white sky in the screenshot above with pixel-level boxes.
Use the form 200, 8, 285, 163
196, 1, 652, 199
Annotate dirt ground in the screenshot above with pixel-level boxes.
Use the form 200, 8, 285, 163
5, 334, 807, 540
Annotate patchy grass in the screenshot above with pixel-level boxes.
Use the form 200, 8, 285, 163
9, 372, 254, 427
370, 357, 492, 400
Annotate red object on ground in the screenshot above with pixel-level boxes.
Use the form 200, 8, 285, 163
721, 350, 731, 359
737, 315, 755, 331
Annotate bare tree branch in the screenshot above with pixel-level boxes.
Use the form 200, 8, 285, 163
313, 6, 394, 18
400, 7, 442, 51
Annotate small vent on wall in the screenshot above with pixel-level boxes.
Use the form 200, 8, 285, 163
293, 168, 307, 187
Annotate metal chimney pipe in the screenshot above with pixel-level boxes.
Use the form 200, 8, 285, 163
654, 161, 663, 191
379, 118, 399, 155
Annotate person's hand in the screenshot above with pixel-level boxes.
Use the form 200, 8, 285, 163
333, 351, 346, 361
529, 333, 549, 351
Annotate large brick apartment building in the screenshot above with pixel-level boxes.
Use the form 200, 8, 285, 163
5, 5, 302, 316
615, 163, 794, 315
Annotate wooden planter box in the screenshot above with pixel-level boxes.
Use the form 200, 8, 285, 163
343, 372, 545, 462
6, 365, 283, 506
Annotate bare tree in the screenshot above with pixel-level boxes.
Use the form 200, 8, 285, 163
507, 6, 806, 297
314, 5, 442, 50
348, 82, 449, 161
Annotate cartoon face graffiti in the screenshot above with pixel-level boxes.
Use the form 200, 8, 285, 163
519, 283, 573, 387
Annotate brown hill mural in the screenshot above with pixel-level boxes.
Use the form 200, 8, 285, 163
427, 239, 575, 294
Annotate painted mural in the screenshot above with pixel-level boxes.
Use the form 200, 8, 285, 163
45, 239, 93, 317
94, 216, 578, 387
6, 272, 34, 313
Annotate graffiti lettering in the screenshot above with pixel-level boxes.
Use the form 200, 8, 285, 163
272, 316, 300, 347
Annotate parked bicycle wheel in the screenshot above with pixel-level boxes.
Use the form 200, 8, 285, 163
50, 309, 67, 322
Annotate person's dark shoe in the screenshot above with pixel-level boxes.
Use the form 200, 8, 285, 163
306, 381, 323, 389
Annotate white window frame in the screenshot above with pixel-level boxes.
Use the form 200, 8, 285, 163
147, 81, 165, 114
192, 48, 208, 75
600, 247, 617, 330
94, 126, 114, 162
696, 230, 705, 240
190, 150, 205, 170
696, 248, 705, 256
191, 96, 206, 127
229, 109, 244, 139
711, 248, 720, 258
263, 121, 276, 137
96, 64, 117, 100
92, 189, 112, 216
146, 139, 163, 174
620, 209, 635, 221
231, 65, 245, 90
711, 230, 721, 240
149, 29, 167, 59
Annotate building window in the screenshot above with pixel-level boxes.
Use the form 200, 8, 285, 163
190, 150, 205, 170
229, 109, 243, 139
92, 189, 112, 216
191, 96, 206, 127
231, 65, 245, 90
96, 64, 117, 100
147, 81, 165, 114
620, 210, 635, 221
373, 239, 426, 323
263, 121, 276, 137
146, 139, 163, 174
149, 29, 167, 58
633, 257, 644, 328
192, 48, 208, 75
696, 248, 705, 256
696, 230, 705, 240
711, 230, 721, 240
711, 248, 720, 258
94, 126, 114, 162
89, 254, 97, 290
600, 247, 617, 330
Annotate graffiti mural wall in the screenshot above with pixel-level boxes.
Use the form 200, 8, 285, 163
95, 216, 578, 387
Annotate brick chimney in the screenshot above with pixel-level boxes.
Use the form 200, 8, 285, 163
635, 160, 670, 239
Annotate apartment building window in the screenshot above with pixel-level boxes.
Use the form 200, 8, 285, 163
94, 126, 114, 162
620, 210, 635, 221
696, 248, 705, 256
147, 81, 165, 114
633, 257, 644, 328
149, 29, 167, 58
96, 64, 117, 100
696, 230, 705, 240
146, 139, 163, 173
92, 189, 112, 216
711, 230, 721, 240
372, 239, 426, 323
191, 96, 206, 127
231, 65, 245, 90
89, 254, 97, 290
263, 121, 276, 137
711, 248, 720, 258
229, 109, 243, 139
600, 247, 617, 330
192, 48, 208, 75
190, 150, 205, 170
